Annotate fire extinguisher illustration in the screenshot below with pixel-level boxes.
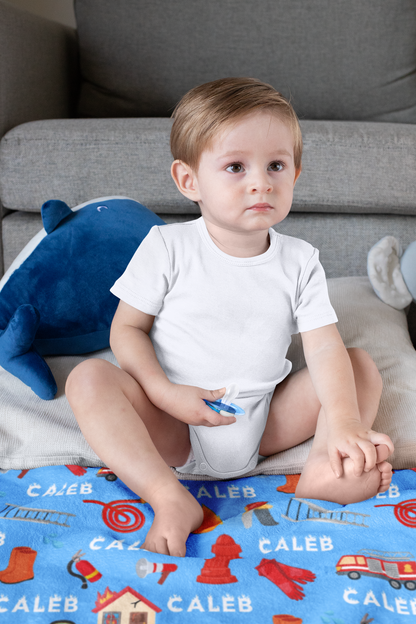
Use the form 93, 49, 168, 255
67, 550, 102, 589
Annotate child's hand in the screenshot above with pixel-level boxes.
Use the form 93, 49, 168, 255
327, 420, 394, 478
160, 384, 236, 427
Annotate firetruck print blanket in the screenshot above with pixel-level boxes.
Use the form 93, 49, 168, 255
0, 465, 415, 623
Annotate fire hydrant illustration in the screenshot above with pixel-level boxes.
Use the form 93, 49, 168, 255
67, 550, 102, 589
136, 558, 177, 584
197, 534, 242, 584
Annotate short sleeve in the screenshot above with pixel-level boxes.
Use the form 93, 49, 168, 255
110, 226, 170, 315
294, 249, 338, 333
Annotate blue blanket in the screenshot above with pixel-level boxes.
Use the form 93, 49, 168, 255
0, 465, 415, 623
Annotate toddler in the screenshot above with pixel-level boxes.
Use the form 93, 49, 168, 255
66, 77, 394, 558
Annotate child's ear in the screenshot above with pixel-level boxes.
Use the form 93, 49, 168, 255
171, 160, 201, 202
293, 167, 302, 186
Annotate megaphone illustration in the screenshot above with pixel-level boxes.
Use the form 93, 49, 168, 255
136, 558, 177, 585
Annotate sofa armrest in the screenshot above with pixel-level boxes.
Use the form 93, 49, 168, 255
0, 202, 4, 276
0, 1, 79, 140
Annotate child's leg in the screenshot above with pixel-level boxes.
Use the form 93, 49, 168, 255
259, 348, 392, 505
65, 359, 203, 557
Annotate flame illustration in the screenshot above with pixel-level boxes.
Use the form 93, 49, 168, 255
95, 587, 115, 608
192, 505, 223, 534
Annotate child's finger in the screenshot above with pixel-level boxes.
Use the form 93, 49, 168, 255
201, 388, 236, 426
328, 449, 343, 479
348, 446, 366, 477
205, 409, 236, 427
368, 431, 394, 455
205, 388, 226, 401
357, 440, 377, 472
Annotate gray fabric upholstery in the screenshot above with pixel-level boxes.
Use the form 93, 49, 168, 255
0, 119, 188, 213
0, 1, 78, 140
276, 213, 416, 279
75, 0, 416, 123
4, 209, 416, 282
2, 119, 416, 215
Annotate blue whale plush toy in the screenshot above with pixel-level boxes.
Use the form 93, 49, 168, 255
0, 196, 164, 400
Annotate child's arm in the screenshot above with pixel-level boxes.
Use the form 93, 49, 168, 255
110, 301, 234, 427
301, 323, 393, 478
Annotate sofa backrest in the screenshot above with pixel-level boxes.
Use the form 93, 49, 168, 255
75, 0, 416, 123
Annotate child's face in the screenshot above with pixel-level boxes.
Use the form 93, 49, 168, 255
172, 111, 301, 237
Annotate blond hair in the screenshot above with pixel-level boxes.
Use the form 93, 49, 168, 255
170, 77, 302, 171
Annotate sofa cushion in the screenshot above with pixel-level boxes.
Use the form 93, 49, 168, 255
75, 0, 416, 123
0, 277, 414, 474
2, 119, 416, 215
5, 210, 416, 285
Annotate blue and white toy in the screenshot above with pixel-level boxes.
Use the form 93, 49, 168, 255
0, 196, 164, 400
367, 236, 416, 310
204, 383, 245, 416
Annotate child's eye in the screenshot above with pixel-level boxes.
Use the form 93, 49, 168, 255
268, 161, 284, 172
226, 163, 244, 173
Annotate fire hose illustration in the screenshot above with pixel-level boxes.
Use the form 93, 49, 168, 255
375, 499, 416, 528
83, 499, 145, 532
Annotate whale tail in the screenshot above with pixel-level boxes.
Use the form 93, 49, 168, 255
0, 305, 57, 400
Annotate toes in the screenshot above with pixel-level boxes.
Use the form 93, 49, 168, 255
376, 460, 393, 493
377, 460, 393, 476
375, 444, 391, 463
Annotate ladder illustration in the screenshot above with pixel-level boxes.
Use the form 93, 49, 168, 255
358, 549, 415, 561
0, 503, 76, 528
283, 497, 370, 527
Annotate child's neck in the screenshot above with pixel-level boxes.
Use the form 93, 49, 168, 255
203, 219, 270, 258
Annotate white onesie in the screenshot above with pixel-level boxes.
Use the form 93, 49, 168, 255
110, 217, 338, 478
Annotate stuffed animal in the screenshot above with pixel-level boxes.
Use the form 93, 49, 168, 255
0, 196, 164, 400
367, 235, 416, 310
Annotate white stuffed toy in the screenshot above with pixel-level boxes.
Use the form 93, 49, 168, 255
367, 236, 416, 310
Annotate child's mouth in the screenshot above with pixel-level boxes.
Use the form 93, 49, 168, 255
248, 203, 273, 211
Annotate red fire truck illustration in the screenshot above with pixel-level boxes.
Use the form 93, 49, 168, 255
97, 467, 118, 481
336, 549, 416, 590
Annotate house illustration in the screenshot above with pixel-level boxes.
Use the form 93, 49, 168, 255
92, 586, 162, 623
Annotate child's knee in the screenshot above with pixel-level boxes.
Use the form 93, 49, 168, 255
66, 359, 112, 405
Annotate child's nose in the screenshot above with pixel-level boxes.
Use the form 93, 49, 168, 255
248, 177, 273, 193
247, 169, 273, 193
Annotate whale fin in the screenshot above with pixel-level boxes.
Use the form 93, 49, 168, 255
41, 200, 73, 234
0, 305, 57, 400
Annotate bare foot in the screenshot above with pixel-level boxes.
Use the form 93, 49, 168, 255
296, 450, 393, 505
142, 482, 203, 557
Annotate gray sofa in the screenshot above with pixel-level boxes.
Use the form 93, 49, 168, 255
1, 0, 416, 474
